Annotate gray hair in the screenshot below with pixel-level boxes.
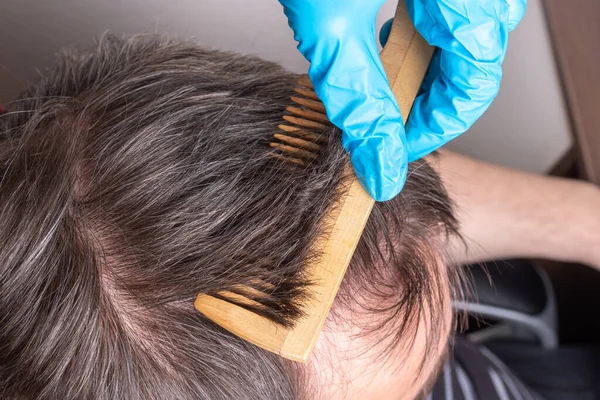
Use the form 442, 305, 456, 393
0, 34, 462, 399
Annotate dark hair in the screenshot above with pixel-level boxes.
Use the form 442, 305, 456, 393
0, 34, 461, 399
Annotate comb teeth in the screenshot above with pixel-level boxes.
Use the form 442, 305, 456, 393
270, 75, 330, 165
290, 96, 326, 114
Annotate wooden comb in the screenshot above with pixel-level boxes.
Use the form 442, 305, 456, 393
195, 0, 434, 362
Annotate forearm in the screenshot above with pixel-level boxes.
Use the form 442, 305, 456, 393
428, 150, 600, 269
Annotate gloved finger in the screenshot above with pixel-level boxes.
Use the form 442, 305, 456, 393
405, 2, 510, 162
346, 120, 408, 202
301, 25, 408, 200
279, 0, 408, 200
315, 34, 409, 201
507, 0, 527, 31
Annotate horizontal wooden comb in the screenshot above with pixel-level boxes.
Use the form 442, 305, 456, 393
195, 0, 434, 362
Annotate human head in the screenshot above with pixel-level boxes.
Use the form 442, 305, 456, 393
0, 34, 461, 399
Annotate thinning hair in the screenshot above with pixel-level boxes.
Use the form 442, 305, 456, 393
0, 34, 461, 399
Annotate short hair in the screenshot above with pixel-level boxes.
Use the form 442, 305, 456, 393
0, 34, 461, 399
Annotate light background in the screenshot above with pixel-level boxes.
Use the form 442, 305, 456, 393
0, 0, 571, 173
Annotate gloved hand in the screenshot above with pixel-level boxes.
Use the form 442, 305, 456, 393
386, 0, 526, 163
279, 0, 526, 201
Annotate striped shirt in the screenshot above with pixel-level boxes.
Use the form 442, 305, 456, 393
429, 339, 542, 400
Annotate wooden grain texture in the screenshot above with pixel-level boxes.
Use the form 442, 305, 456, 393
195, 0, 434, 362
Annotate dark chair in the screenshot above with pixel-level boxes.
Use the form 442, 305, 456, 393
458, 260, 600, 399
455, 259, 558, 348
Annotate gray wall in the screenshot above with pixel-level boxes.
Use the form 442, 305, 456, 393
0, 0, 571, 173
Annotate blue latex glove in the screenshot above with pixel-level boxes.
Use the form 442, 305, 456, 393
279, 0, 404, 201
384, 0, 526, 164
279, 0, 526, 201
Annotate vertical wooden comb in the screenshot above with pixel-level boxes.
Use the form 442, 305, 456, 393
195, 0, 434, 362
